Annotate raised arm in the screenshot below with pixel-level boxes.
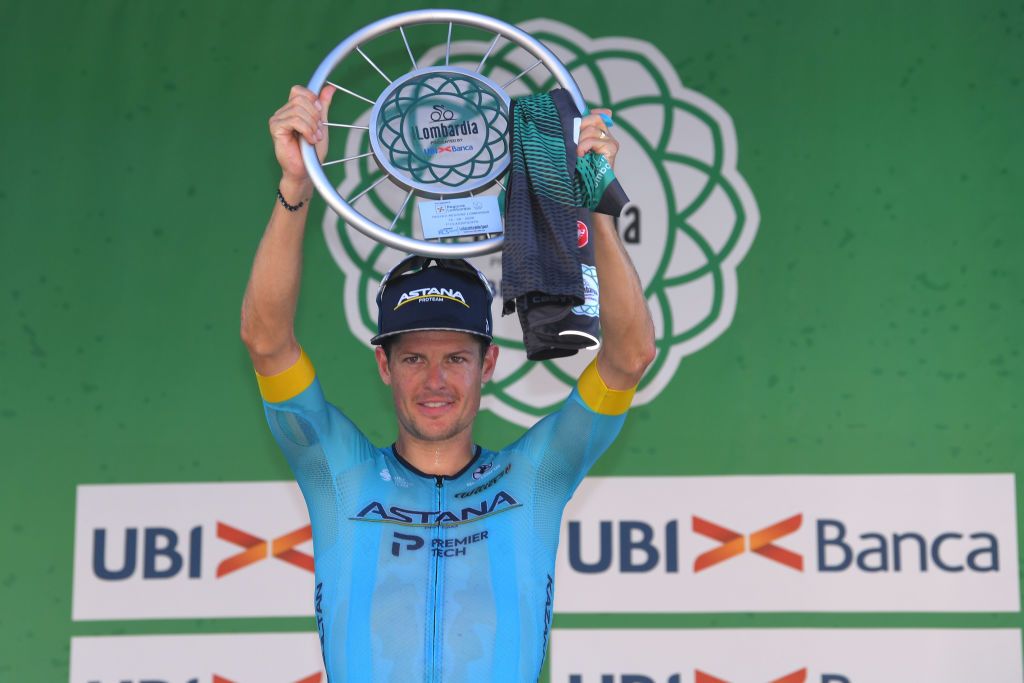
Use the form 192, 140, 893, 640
240, 85, 334, 376
577, 109, 657, 390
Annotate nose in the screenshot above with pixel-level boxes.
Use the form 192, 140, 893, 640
424, 360, 447, 390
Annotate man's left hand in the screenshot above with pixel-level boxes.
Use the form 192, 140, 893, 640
576, 108, 618, 169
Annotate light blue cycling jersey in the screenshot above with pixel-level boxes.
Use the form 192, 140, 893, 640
256, 349, 634, 683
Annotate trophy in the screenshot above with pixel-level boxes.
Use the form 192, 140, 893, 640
300, 9, 587, 258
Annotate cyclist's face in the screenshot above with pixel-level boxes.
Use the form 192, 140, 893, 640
375, 331, 498, 444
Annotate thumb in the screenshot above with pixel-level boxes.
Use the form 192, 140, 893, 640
318, 84, 337, 121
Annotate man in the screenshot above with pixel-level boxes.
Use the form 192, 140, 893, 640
241, 85, 655, 682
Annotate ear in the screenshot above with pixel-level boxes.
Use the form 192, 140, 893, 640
375, 346, 392, 385
481, 344, 499, 384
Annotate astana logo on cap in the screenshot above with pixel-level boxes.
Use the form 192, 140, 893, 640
396, 287, 469, 309
323, 19, 760, 427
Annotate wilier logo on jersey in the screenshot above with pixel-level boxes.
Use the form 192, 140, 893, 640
324, 19, 759, 427
395, 287, 468, 310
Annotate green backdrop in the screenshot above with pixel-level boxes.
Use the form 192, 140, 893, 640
1, 0, 1022, 679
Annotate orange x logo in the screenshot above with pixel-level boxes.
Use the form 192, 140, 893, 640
214, 674, 322, 683
216, 522, 315, 577
692, 514, 803, 572
696, 668, 806, 683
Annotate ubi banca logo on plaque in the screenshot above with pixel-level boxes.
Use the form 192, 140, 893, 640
323, 19, 760, 427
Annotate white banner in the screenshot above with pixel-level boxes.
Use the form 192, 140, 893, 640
555, 475, 1020, 612
69, 633, 325, 683
73, 475, 1019, 619
550, 629, 1024, 683
73, 483, 313, 620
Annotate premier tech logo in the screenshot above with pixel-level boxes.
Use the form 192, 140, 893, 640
555, 475, 1019, 613
74, 483, 316, 620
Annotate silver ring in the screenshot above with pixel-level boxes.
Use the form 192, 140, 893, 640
599, 129, 608, 139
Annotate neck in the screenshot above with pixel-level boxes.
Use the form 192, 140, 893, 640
394, 431, 476, 477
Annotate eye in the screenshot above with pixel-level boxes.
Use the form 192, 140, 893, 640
449, 354, 467, 364
401, 354, 422, 364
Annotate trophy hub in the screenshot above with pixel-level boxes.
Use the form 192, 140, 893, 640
370, 67, 510, 196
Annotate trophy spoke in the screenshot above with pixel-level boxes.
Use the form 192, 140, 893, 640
502, 59, 544, 89
398, 27, 417, 69
389, 190, 415, 231
325, 80, 375, 106
477, 34, 502, 73
322, 151, 375, 168
324, 123, 370, 130
349, 174, 390, 204
356, 46, 392, 84
445, 22, 453, 66
493, 178, 506, 192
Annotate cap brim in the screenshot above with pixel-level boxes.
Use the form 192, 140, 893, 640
370, 326, 494, 345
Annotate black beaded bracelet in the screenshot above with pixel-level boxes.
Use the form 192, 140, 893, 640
276, 188, 306, 212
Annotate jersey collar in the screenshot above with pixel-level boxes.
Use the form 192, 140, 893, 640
390, 443, 483, 482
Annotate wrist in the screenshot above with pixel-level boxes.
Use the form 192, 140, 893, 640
279, 177, 313, 205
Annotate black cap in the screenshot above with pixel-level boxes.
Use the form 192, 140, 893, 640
371, 256, 494, 345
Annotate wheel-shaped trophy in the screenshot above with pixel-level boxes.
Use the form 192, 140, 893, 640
300, 9, 587, 258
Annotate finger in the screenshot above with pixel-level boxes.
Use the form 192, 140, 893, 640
577, 129, 615, 155
272, 108, 319, 136
288, 85, 317, 104
285, 96, 321, 128
269, 95, 318, 131
589, 108, 614, 126
317, 84, 337, 120
578, 126, 614, 142
578, 112, 611, 132
576, 137, 618, 160
273, 113, 319, 145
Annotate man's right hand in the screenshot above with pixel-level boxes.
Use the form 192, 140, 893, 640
269, 85, 336, 195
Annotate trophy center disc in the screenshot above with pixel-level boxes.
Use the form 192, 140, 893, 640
369, 67, 511, 195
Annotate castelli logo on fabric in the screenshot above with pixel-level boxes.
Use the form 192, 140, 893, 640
325, 19, 760, 427
577, 220, 590, 248
395, 287, 468, 309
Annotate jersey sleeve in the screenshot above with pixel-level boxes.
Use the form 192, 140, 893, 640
256, 349, 376, 523
512, 358, 636, 503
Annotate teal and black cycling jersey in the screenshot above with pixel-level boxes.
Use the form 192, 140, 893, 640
256, 349, 634, 683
